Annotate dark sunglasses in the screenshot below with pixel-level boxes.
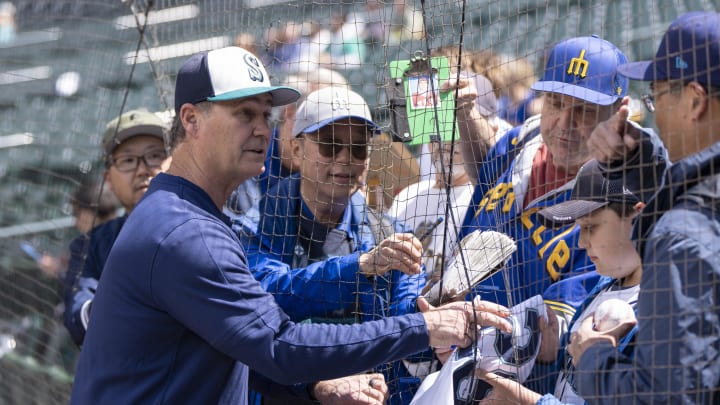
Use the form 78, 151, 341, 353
301, 135, 370, 160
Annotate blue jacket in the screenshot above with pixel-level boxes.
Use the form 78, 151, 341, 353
242, 173, 425, 321
576, 142, 720, 404
62, 216, 126, 346
70, 173, 430, 404
241, 173, 428, 405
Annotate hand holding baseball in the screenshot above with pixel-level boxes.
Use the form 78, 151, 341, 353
593, 298, 636, 332
567, 312, 636, 366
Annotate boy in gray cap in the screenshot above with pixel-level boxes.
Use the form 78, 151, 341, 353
63, 108, 170, 346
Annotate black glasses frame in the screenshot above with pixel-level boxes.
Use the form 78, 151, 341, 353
110, 150, 168, 172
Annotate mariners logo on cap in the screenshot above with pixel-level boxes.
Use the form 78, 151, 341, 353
567, 49, 590, 78
331, 88, 351, 112
243, 52, 265, 83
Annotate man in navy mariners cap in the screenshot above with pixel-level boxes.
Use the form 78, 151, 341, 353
70, 46, 512, 404
572, 12, 720, 404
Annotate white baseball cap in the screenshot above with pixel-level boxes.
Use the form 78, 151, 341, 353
174, 46, 300, 113
292, 86, 380, 137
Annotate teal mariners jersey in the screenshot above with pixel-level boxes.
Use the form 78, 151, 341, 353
460, 115, 594, 308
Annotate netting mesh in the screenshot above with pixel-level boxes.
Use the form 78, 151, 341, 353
0, 0, 717, 404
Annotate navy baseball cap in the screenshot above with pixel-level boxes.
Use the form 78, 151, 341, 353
538, 160, 641, 228
174, 47, 301, 113
532, 36, 628, 105
617, 12, 720, 86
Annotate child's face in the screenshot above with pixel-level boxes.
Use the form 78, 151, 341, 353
575, 207, 642, 286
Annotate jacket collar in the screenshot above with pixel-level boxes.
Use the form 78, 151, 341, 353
633, 141, 720, 252
258, 174, 371, 262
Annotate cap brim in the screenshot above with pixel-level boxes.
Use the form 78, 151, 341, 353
617, 61, 657, 81
537, 200, 608, 228
105, 125, 165, 156
295, 115, 380, 137
531, 81, 618, 105
208, 86, 301, 107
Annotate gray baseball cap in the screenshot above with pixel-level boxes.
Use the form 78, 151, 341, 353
102, 109, 166, 157
292, 86, 380, 137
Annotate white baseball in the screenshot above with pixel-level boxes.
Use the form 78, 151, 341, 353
593, 298, 636, 331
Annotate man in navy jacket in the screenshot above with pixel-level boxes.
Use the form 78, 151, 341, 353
69, 46, 512, 404
572, 11, 720, 404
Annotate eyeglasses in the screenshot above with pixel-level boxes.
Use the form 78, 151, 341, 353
301, 135, 370, 160
641, 82, 684, 113
110, 150, 168, 172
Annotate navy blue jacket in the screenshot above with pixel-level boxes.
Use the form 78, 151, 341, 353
70, 173, 430, 404
576, 142, 720, 404
62, 216, 126, 346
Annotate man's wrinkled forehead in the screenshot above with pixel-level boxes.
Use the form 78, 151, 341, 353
542, 91, 602, 110
314, 120, 372, 142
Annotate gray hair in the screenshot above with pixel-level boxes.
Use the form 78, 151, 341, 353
168, 101, 211, 151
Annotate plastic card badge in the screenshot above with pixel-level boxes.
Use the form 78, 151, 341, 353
389, 52, 455, 145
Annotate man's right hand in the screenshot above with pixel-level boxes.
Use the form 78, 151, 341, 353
588, 97, 642, 163
359, 233, 423, 277
417, 296, 512, 349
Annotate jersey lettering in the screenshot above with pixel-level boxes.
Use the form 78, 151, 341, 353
477, 183, 514, 214
493, 307, 541, 367
473, 183, 576, 280
545, 240, 569, 281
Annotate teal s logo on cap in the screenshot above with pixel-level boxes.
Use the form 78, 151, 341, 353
243, 52, 265, 83
567, 49, 590, 78
174, 46, 300, 112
